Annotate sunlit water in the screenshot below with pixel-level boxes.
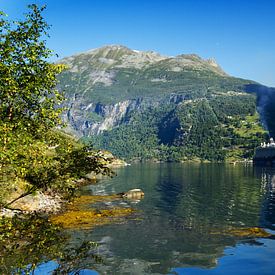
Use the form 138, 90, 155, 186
39, 163, 275, 274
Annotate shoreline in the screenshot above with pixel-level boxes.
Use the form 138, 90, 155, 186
0, 191, 64, 218
0, 159, 253, 218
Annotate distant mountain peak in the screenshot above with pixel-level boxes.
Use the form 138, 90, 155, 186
102, 44, 130, 49
177, 53, 202, 60
206, 58, 219, 67
86, 44, 133, 57
59, 45, 227, 78
90, 44, 132, 53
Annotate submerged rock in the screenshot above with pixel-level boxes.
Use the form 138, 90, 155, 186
119, 189, 145, 199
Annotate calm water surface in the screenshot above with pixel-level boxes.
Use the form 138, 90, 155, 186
40, 163, 275, 274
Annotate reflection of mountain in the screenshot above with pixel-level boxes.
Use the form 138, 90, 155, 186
255, 166, 275, 230
157, 164, 264, 229
156, 165, 184, 216
79, 164, 270, 274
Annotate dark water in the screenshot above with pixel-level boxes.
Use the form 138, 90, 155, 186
39, 163, 275, 274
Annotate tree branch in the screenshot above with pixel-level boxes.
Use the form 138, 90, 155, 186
3, 186, 37, 208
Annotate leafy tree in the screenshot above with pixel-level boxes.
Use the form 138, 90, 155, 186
0, 5, 65, 164
0, 5, 112, 208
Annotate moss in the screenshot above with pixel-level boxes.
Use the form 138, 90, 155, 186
50, 207, 135, 230
50, 195, 136, 229
227, 227, 272, 238
212, 227, 272, 238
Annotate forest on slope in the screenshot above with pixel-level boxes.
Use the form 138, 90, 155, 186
57, 46, 271, 162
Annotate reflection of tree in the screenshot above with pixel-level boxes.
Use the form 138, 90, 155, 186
0, 215, 102, 274
0, 214, 64, 273
156, 164, 184, 216
52, 241, 103, 274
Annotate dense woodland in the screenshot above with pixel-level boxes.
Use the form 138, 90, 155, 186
88, 94, 268, 162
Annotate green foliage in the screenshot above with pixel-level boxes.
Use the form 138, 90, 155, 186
0, 5, 112, 207
0, 4, 65, 167
0, 129, 113, 207
91, 94, 268, 162
0, 4, 66, 133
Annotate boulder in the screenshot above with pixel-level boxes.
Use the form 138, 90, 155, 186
118, 189, 144, 199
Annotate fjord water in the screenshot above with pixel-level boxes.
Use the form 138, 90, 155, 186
40, 163, 275, 274
75, 163, 275, 275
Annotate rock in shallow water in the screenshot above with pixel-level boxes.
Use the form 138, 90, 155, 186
120, 189, 145, 199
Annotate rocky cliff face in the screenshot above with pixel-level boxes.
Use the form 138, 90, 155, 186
63, 91, 200, 137
65, 98, 143, 136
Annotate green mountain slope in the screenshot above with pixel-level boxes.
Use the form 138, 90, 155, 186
57, 45, 270, 161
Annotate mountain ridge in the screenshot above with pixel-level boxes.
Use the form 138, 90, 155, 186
57, 45, 274, 161
58, 45, 227, 78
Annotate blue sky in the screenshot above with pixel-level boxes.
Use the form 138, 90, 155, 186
1, 0, 275, 87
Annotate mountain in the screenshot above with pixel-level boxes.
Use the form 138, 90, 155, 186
57, 45, 274, 161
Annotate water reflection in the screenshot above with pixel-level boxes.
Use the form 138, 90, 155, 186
157, 164, 264, 229
254, 166, 275, 230
85, 163, 275, 274
2, 164, 275, 274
